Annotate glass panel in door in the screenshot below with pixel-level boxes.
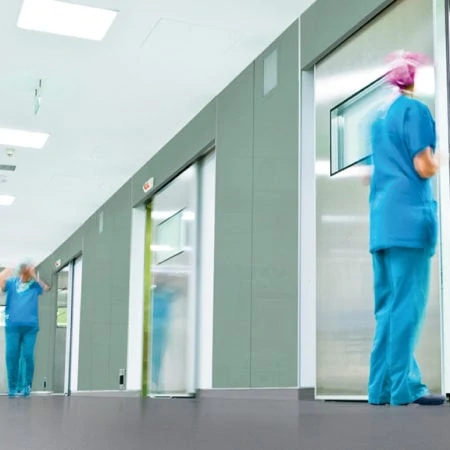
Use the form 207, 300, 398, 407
148, 165, 198, 396
54, 266, 70, 393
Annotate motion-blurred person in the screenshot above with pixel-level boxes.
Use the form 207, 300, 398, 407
367, 51, 445, 406
0, 261, 50, 397
151, 273, 176, 392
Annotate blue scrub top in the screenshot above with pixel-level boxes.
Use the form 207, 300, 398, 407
4, 277, 43, 328
369, 95, 437, 253
152, 287, 175, 323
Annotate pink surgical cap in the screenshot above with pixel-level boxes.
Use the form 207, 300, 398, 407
385, 50, 429, 88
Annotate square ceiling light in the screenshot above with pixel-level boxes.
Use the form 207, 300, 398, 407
0, 128, 49, 149
0, 195, 16, 206
17, 0, 117, 41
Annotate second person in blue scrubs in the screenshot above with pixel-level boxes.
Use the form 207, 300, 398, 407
0, 262, 50, 397
368, 51, 445, 406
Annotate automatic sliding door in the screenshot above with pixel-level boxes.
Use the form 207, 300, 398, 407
54, 266, 71, 394
53, 256, 82, 395
148, 165, 198, 396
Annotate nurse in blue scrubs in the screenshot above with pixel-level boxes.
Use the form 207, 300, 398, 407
0, 262, 50, 397
367, 51, 445, 406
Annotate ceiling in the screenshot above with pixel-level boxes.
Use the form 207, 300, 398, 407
0, 0, 315, 267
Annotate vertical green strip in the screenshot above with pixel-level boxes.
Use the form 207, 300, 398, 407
141, 204, 153, 397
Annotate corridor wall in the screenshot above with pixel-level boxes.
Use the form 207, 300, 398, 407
36, 105, 215, 392
36, 22, 300, 391
213, 22, 299, 388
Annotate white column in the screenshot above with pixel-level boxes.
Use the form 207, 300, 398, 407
125, 207, 146, 391
433, 0, 450, 394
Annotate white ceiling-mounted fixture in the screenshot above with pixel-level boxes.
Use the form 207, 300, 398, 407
0, 128, 49, 149
0, 195, 16, 206
17, 0, 118, 41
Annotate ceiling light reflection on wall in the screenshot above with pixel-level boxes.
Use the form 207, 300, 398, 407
17, 0, 118, 41
0, 195, 16, 206
0, 128, 49, 149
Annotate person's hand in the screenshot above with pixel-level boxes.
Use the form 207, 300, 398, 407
29, 266, 37, 279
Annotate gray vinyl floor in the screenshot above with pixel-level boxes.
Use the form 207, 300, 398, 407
1, 396, 450, 450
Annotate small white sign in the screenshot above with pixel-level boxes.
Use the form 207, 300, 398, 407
143, 177, 154, 193
55, 259, 61, 269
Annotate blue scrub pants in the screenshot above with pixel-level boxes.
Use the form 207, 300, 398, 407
151, 317, 168, 388
368, 248, 431, 406
17, 349, 26, 393
5, 326, 38, 392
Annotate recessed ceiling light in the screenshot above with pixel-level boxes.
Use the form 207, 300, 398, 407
0, 128, 49, 149
17, 0, 118, 41
0, 195, 15, 206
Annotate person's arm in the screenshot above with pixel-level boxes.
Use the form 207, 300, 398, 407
405, 101, 439, 179
30, 267, 50, 292
413, 147, 440, 179
0, 268, 14, 291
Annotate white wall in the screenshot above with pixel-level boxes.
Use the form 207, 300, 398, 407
126, 207, 146, 391
197, 151, 216, 389
299, 67, 316, 388
70, 256, 82, 392
433, 0, 450, 393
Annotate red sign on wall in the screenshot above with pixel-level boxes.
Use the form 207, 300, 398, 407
143, 177, 154, 193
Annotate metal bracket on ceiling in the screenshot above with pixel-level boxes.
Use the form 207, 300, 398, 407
34, 79, 43, 116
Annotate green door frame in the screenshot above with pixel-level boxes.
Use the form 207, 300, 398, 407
141, 203, 153, 397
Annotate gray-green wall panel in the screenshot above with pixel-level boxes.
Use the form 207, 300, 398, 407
213, 65, 255, 388
212, 23, 300, 388
77, 182, 132, 391
36, 181, 133, 392
131, 101, 216, 206
34, 258, 57, 391
250, 22, 299, 387
300, 0, 395, 68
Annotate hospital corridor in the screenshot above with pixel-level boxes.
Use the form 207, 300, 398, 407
1, 0, 450, 449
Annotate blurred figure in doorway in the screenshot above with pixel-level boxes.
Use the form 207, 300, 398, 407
151, 273, 176, 392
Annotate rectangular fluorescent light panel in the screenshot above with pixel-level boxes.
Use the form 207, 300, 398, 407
0, 195, 16, 206
0, 128, 49, 149
17, 0, 117, 41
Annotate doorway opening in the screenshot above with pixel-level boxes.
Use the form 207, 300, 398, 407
142, 150, 216, 397
53, 256, 82, 395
